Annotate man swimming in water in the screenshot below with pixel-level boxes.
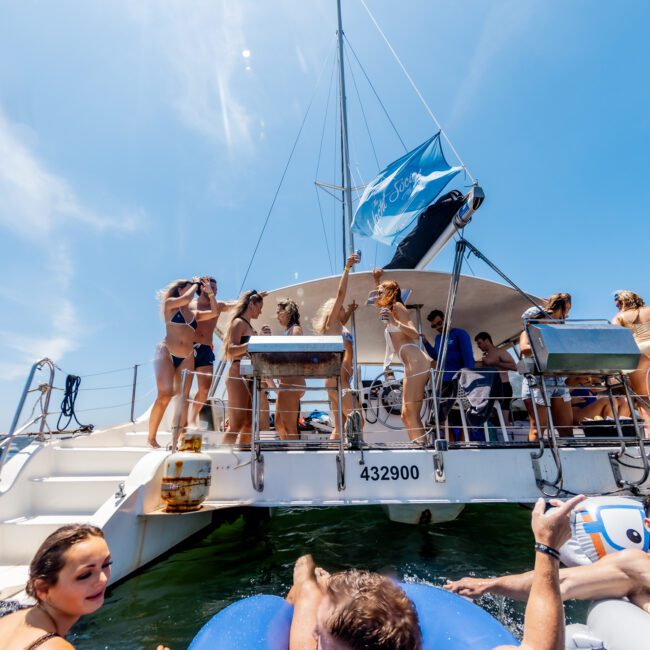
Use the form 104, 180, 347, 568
446, 506, 650, 615
288, 494, 586, 650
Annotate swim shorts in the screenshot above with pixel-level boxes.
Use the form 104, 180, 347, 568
194, 343, 216, 368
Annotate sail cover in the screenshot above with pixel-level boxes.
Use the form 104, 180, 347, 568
351, 133, 462, 245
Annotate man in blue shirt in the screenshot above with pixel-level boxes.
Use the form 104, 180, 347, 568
421, 309, 475, 383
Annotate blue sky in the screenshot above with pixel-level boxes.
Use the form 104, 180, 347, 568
0, 0, 648, 431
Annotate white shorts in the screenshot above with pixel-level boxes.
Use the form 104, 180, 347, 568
521, 376, 570, 406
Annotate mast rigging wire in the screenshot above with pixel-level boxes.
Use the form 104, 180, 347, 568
344, 35, 407, 153
358, 0, 476, 184
238, 40, 336, 293
314, 54, 338, 275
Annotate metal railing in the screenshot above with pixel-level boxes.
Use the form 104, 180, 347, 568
0, 358, 55, 480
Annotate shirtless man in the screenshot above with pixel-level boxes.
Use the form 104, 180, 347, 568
475, 331, 517, 425
445, 511, 650, 615
288, 495, 586, 650
189, 277, 235, 428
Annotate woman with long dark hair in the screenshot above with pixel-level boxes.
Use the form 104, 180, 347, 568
148, 277, 218, 448
373, 269, 431, 443
0, 524, 110, 649
274, 298, 305, 440
222, 290, 267, 445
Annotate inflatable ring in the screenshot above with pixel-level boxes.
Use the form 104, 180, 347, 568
189, 582, 517, 650
559, 496, 649, 566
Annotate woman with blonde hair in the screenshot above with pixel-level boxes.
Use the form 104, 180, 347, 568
222, 289, 268, 445
274, 298, 305, 440
519, 292, 574, 442
313, 253, 359, 439
148, 277, 218, 448
372, 269, 430, 443
612, 290, 650, 427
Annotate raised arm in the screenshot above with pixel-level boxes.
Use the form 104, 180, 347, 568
196, 278, 219, 321
165, 279, 199, 312
326, 254, 358, 330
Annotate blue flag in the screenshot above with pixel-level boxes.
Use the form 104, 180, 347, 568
351, 133, 461, 245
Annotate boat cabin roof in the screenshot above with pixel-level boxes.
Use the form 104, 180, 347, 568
217, 270, 540, 365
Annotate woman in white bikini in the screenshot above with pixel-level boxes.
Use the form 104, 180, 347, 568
222, 290, 269, 446
274, 298, 305, 440
612, 290, 650, 427
148, 277, 218, 448
312, 253, 359, 439
373, 269, 430, 443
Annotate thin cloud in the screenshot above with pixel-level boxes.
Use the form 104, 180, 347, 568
448, 1, 542, 127
128, 1, 254, 152
0, 108, 142, 238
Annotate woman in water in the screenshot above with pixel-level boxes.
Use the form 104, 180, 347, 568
222, 290, 268, 445
148, 277, 218, 448
612, 290, 650, 427
274, 298, 305, 440
373, 269, 430, 443
0, 524, 111, 649
519, 293, 574, 442
312, 253, 359, 439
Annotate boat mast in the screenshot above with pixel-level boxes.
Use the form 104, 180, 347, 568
336, 0, 360, 396
336, 0, 355, 258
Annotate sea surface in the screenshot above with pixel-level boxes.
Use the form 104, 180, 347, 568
70, 504, 589, 649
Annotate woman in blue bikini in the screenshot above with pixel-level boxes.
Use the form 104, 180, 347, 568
148, 277, 218, 448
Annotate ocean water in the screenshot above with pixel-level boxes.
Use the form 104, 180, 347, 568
70, 504, 589, 649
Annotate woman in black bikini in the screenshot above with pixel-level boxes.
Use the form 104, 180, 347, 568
148, 277, 218, 448
0, 524, 111, 650
222, 290, 268, 445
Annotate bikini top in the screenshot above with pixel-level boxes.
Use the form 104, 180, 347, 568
169, 310, 198, 330
342, 326, 353, 344
26, 633, 60, 650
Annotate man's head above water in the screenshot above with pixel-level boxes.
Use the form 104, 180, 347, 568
314, 569, 422, 650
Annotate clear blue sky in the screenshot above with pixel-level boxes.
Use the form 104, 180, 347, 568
0, 0, 648, 431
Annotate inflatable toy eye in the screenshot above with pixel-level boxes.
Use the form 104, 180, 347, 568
599, 506, 645, 552
568, 496, 650, 564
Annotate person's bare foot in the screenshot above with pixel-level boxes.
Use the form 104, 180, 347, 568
147, 438, 161, 449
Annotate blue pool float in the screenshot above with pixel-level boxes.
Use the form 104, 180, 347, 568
189, 582, 518, 649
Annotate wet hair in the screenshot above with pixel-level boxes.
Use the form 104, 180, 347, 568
614, 290, 645, 311
376, 281, 402, 309
223, 290, 263, 361
156, 279, 193, 319
277, 298, 300, 329
312, 298, 337, 335
475, 331, 492, 343
321, 570, 422, 650
26, 524, 105, 601
545, 292, 572, 317
427, 309, 444, 323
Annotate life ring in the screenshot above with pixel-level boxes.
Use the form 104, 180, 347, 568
189, 582, 517, 650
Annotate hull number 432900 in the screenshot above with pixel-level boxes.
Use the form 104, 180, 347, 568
360, 465, 420, 481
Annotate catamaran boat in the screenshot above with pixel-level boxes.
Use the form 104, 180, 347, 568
1, 0, 648, 602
